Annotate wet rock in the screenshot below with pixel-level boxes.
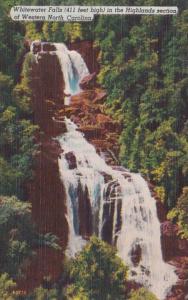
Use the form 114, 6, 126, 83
63, 106, 81, 118
99, 172, 113, 183
68, 40, 100, 74
161, 221, 181, 260
80, 72, 96, 89
156, 200, 167, 223
168, 256, 188, 296
161, 221, 178, 237
31, 40, 42, 54
40, 139, 63, 161
65, 151, 77, 170
52, 117, 67, 135
122, 172, 131, 179
78, 125, 103, 139
42, 42, 56, 52
78, 182, 92, 237
101, 202, 114, 245
131, 245, 142, 267
112, 166, 128, 172
91, 140, 112, 151
31, 41, 56, 54
178, 239, 188, 256
70, 115, 81, 125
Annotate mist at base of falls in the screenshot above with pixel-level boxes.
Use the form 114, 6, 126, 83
57, 118, 177, 300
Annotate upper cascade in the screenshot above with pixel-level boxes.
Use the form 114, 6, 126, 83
30, 41, 89, 104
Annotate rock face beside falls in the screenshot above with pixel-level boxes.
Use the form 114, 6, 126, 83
22, 45, 68, 291
24, 40, 188, 299
67, 40, 100, 74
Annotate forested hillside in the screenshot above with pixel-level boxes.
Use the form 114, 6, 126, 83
0, 0, 187, 299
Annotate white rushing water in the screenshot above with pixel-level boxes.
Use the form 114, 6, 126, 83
55, 43, 89, 104
30, 40, 177, 299
30, 41, 89, 105
57, 118, 177, 300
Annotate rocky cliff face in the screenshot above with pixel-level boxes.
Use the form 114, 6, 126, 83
20, 46, 67, 291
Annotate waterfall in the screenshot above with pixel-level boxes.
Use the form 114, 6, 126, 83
30, 41, 89, 105
29, 39, 177, 299
54, 43, 89, 104
57, 118, 177, 300
30, 39, 177, 299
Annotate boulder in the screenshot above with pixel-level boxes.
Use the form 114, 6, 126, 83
31, 40, 41, 54
166, 272, 188, 300
65, 152, 77, 170
78, 125, 103, 140
156, 200, 167, 223
80, 72, 96, 89
160, 221, 188, 260
131, 244, 142, 267
99, 172, 113, 183
42, 42, 56, 52
161, 221, 179, 260
31, 41, 56, 54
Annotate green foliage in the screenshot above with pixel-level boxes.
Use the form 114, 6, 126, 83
0, 53, 38, 198
0, 273, 17, 300
63, 23, 92, 43
0, 73, 13, 109
66, 286, 89, 300
25, 23, 44, 41
128, 287, 159, 300
0, 157, 22, 196
27, 285, 59, 300
37, 233, 62, 251
42, 22, 65, 42
68, 236, 128, 300
167, 187, 188, 239
96, 3, 188, 208
0, 196, 61, 278
0, 116, 38, 197
0, 196, 34, 277
14, 52, 36, 115
0, 1, 25, 78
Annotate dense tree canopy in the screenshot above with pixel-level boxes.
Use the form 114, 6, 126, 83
67, 236, 128, 300
95, 1, 188, 210
128, 287, 159, 300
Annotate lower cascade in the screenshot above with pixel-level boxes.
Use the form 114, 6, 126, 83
57, 118, 177, 300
